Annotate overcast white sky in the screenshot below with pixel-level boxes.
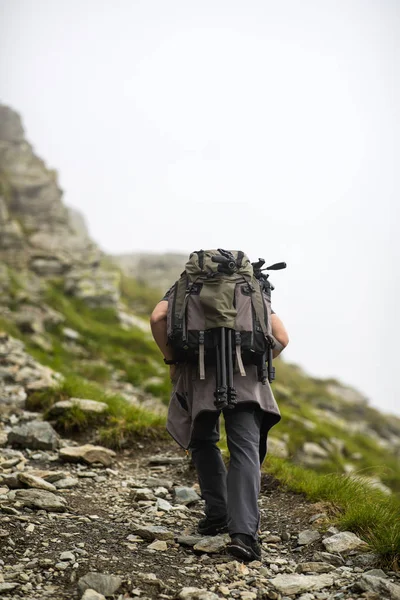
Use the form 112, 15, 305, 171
1, 0, 399, 415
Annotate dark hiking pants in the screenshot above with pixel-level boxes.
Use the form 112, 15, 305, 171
190, 402, 263, 539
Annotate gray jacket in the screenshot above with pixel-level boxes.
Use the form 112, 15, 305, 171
166, 362, 281, 462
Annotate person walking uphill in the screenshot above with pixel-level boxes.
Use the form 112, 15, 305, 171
150, 249, 289, 562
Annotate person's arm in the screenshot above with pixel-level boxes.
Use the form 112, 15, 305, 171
271, 313, 289, 358
150, 300, 174, 361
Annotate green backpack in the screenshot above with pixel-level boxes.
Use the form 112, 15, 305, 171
166, 249, 286, 409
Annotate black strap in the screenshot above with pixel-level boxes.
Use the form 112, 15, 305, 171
196, 250, 204, 270
236, 251, 244, 268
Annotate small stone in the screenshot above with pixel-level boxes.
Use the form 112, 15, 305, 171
8, 420, 59, 450
156, 498, 173, 511
177, 535, 203, 547
131, 525, 174, 541
298, 529, 321, 545
313, 551, 345, 567
48, 398, 108, 418
62, 327, 80, 340
357, 574, 400, 600
81, 590, 106, 600
322, 531, 368, 553
174, 486, 201, 505
309, 513, 328, 524
26, 523, 35, 533
296, 562, 336, 574
59, 444, 116, 467
145, 476, 173, 489
193, 535, 228, 554
147, 540, 168, 551
271, 574, 334, 595
78, 572, 122, 596
0, 583, 19, 593
18, 472, 57, 492
133, 488, 155, 501
60, 551, 75, 562
56, 562, 69, 570
53, 477, 79, 489
14, 489, 67, 511
263, 534, 282, 544
177, 587, 219, 600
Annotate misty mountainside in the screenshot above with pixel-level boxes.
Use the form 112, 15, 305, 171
1, 103, 400, 522
112, 252, 186, 293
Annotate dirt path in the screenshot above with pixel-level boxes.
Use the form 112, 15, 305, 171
1, 434, 398, 600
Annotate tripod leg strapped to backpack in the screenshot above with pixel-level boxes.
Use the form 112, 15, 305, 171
213, 327, 238, 411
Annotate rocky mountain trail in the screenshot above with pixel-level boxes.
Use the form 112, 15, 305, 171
1, 407, 399, 600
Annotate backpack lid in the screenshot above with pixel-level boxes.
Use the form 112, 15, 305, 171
185, 249, 253, 281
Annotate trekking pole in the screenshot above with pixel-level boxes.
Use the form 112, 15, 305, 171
226, 328, 237, 408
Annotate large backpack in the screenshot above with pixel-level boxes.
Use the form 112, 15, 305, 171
166, 249, 284, 409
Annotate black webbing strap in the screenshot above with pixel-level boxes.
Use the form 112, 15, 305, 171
196, 250, 204, 270
236, 251, 244, 268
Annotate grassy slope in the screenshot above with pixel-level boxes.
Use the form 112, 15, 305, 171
1, 271, 399, 566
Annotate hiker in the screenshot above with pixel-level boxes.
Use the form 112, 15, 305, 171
150, 250, 289, 561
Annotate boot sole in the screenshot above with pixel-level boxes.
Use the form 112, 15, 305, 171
227, 543, 261, 562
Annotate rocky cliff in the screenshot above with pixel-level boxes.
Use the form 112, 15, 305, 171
0, 105, 119, 308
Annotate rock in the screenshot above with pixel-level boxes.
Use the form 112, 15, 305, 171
364, 569, 388, 578
145, 476, 173, 489
131, 525, 174, 541
322, 531, 368, 553
8, 420, 59, 450
267, 436, 289, 458
81, 590, 106, 600
303, 442, 329, 458
14, 489, 67, 511
174, 486, 201, 505
193, 535, 228, 553
177, 587, 219, 600
62, 327, 80, 340
18, 472, 57, 492
357, 574, 400, 600
270, 573, 335, 595
0, 582, 19, 593
313, 551, 345, 567
156, 498, 173, 511
132, 488, 155, 501
309, 513, 328, 524
77, 572, 122, 597
60, 551, 75, 562
59, 445, 116, 467
48, 398, 108, 419
147, 540, 168, 551
64, 268, 120, 309
177, 535, 204, 547
296, 562, 336, 574
53, 477, 79, 489
298, 529, 321, 545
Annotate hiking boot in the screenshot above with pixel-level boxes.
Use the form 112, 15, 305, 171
197, 515, 228, 536
227, 533, 262, 561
